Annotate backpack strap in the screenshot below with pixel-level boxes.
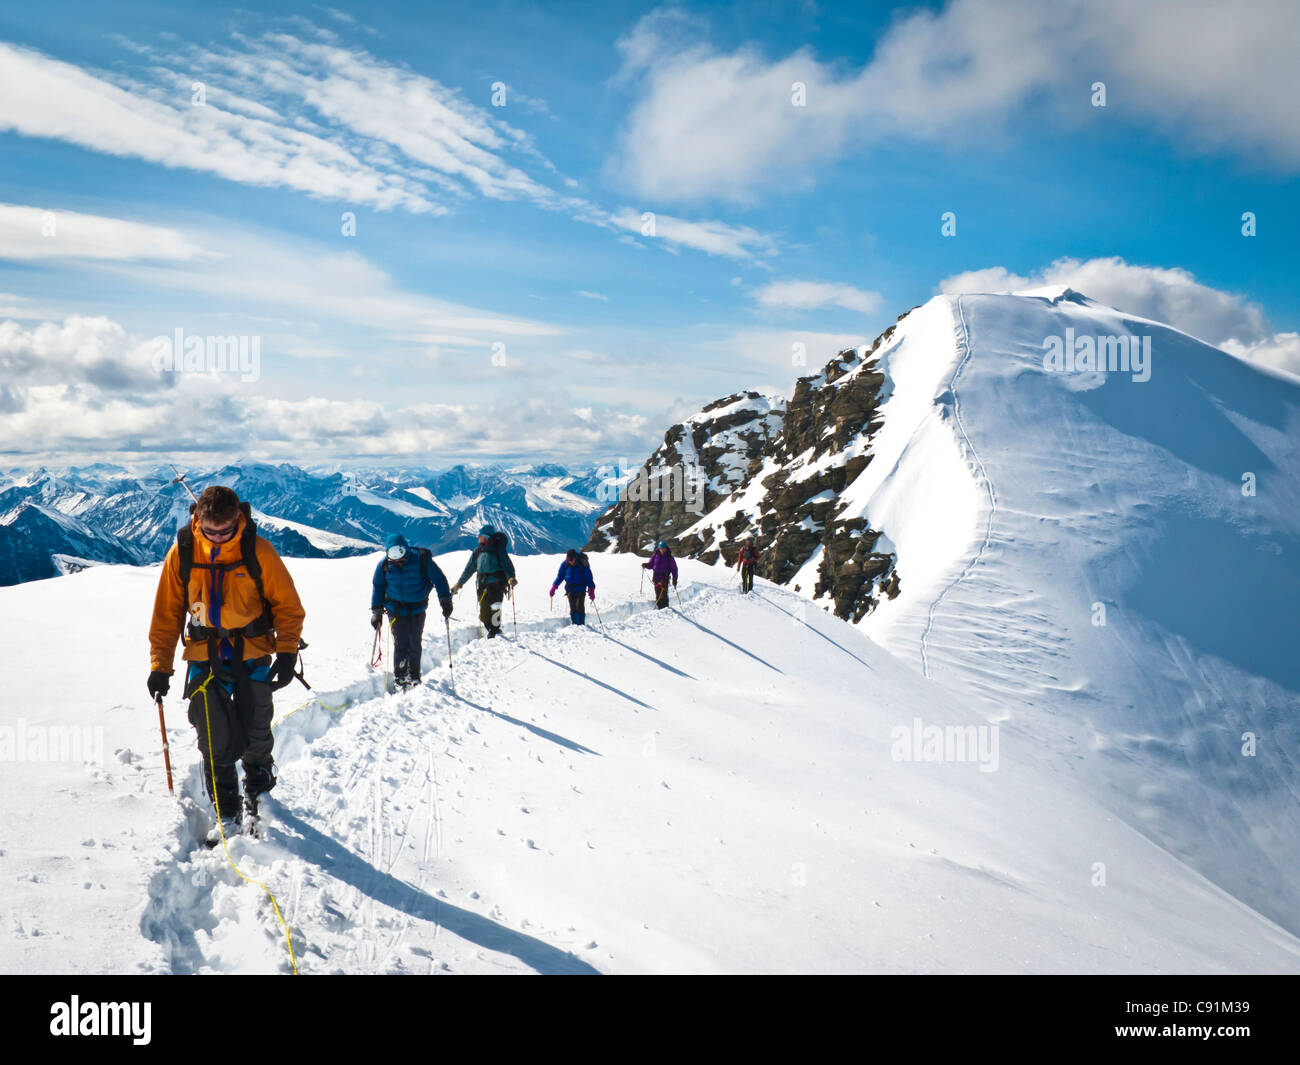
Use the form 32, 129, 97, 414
179, 501, 274, 642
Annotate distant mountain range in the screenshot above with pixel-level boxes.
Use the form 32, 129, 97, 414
0, 462, 611, 586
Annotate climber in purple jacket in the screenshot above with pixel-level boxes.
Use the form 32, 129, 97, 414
643, 541, 678, 609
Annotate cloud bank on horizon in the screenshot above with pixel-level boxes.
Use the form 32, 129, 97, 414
0, 0, 1296, 465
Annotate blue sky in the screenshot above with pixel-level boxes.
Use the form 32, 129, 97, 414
1, 0, 1297, 467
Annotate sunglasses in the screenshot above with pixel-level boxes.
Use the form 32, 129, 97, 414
201, 521, 238, 542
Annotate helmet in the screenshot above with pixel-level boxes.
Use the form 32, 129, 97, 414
657, 540, 668, 549
385, 533, 409, 561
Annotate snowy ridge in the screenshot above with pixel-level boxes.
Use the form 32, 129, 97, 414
855, 290, 1300, 935
4, 553, 1298, 973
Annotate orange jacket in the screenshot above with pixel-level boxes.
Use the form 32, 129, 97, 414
148, 513, 305, 673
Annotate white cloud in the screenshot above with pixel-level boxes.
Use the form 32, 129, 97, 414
1221, 333, 1300, 379
217, 35, 559, 205
0, 314, 651, 460
0, 203, 207, 262
612, 0, 1300, 203
0, 41, 438, 213
0, 315, 167, 391
600, 206, 776, 259
0, 32, 774, 263
577, 291, 609, 302
939, 256, 1273, 348
939, 255, 1295, 376
753, 279, 881, 314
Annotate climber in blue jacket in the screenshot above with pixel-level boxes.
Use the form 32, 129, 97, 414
550, 549, 595, 625
371, 533, 451, 688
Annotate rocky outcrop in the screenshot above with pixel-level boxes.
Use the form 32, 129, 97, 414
586, 391, 782, 556
586, 317, 910, 623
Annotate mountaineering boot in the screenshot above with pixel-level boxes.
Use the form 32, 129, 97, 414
201, 762, 241, 846
242, 793, 263, 838
205, 814, 242, 847
241, 762, 275, 838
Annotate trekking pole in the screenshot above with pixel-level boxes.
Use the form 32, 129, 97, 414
592, 601, 606, 632
369, 624, 382, 669
510, 584, 517, 634
154, 696, 175, 796
385, 617, 394, 691
640, 568, 645, 595
674, 584, 683, 609
444, 615, 455, 695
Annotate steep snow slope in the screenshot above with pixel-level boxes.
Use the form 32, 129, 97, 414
854, 291, 1300, 934
1, 553, 1296, 973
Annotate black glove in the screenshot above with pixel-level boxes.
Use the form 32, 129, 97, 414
672, 577, 678, 587
147, 671, 170, 699
370, 607, 383, 630
268, 652, 297, 691
440, 597, 453, 618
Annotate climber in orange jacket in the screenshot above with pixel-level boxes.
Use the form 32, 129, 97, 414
147, 485, 305, 838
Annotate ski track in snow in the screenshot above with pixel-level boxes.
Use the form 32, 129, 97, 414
920, 295, 999, 679
137, 581, 726, 975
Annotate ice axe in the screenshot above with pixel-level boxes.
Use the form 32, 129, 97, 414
154, 695, 175, 796
169, 463, 200, 505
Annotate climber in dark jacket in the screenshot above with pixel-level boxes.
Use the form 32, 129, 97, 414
550, 549, 595, 625
451, 525, 517, 638
371, 533, 451, 688
643, 541, 678, 609
737, 536, 760, 594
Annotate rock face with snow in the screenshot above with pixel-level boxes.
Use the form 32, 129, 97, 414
587, 322, 907, 621
586, 390, 782, 552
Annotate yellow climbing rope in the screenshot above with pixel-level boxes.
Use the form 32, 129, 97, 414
270, 693, 350, 733
195, 673, 300, 975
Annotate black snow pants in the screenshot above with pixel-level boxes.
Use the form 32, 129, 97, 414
185, 656, 275, 816
390, 612, 426, 681
478, 578, 508, 636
